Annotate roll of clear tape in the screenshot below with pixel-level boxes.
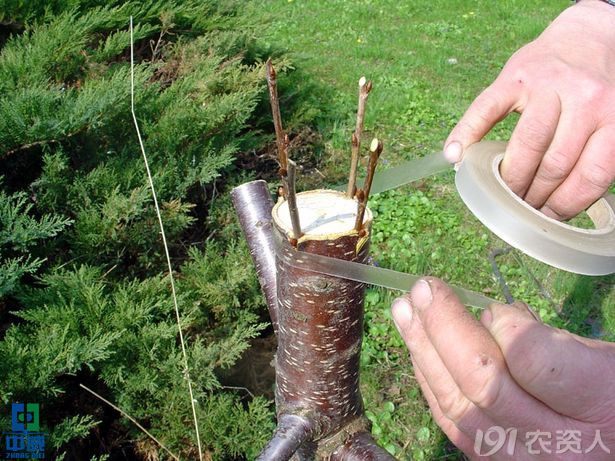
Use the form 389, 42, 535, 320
455, 141, 615, 276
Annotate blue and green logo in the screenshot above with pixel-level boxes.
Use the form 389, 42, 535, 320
2, 403, 45, 459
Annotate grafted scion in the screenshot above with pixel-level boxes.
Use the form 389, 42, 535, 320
232, 68, 395, 460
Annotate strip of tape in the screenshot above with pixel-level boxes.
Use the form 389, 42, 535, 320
273, 230, 498, 309
273, 140, 614, 308
342, 140, 615, 275
335, 150, 451, 195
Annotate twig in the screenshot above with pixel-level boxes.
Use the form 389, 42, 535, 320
265, 59, 288, 177
220, 385, 255, 399
354, 138, 382, 232
3, 126, 84, 158
130, 18, 203, 461
79, 384, 180, 461
282, 159, 303, 240
347, 76, 372, 197
488, 247, 514, 304
511, 250, 559, 312
101, 264, 118, 279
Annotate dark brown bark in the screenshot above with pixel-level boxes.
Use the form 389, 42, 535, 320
272, 228, 369, 435
231, 180, 278, 333
233, 184, 398, 460
256, 414, 316, 461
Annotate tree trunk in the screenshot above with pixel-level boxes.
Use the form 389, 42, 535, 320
232, 181, 395, 460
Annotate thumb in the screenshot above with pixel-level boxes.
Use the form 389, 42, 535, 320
483, 302, 615, 423
444, 82, 515, 163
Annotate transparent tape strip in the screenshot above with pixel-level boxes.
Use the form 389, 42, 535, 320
273, 230, 498, 310
338, 142, 615, 275
335, 150, 451, 195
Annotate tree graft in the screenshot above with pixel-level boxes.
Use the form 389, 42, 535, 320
346, 77, 372, 198
232, 183, 396, 459
232, 67, 395, 460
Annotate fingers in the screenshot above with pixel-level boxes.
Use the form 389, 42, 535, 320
412, 364, 486, 459
395, 278, 565, 433
499, 90, 561, 197
539, 125, 615, 219
485, 302, 615, 423
392, 295, 496, 438
444, 82, 516, 162
522, 108, 595, 209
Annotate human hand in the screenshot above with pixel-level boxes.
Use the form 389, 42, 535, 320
391, 277, 615, 460
445, 0, 615, 220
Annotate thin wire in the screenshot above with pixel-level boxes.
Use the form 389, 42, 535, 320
80, 384, 181, 461
130, 17, 203, 461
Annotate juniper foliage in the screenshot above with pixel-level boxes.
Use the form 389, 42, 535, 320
0, 1, 282, 459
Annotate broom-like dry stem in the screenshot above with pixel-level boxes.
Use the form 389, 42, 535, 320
266, 58, 288, 175
80, 384, 180, 461
283, 159, 303, 239
354, 138, 382, 232
346, 77, 372, 197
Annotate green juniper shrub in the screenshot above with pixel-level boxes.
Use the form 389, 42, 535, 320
0, 1, 298, 459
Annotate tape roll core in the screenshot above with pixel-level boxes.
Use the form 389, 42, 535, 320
455, 141, 615, 275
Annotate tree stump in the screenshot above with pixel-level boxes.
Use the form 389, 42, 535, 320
232, 181, 395, 460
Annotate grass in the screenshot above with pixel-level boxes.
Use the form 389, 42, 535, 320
250, 0, 615, 458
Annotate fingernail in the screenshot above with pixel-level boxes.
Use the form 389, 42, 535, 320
481, 308, 493, 327
391, 297, 413, 333
410, 279, 432, 310
511, 301, 542, 322
539, 204, 561, 221
444, 141, 463, 163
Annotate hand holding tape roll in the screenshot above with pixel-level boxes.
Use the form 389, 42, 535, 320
346, 140, 615, 275
275, 140, 614, 308
455, 141, 615, 275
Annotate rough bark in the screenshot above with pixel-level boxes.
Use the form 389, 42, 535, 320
272, 227, 369, 436
233, 184, 397, 460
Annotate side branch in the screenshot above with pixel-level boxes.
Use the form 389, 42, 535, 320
331, 431, 396, 461
355, 138, 382, 232
231, 180, 279, 333
283, 159, 303, 240
256, 413, 316, 461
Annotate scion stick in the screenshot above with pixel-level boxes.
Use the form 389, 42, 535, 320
346, 77, 372, 198
266, 59, 289, 181
355, 138, 382, 232
282, 159, 303, 240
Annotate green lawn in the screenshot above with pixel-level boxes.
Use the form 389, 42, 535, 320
251, 1, 615, 459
